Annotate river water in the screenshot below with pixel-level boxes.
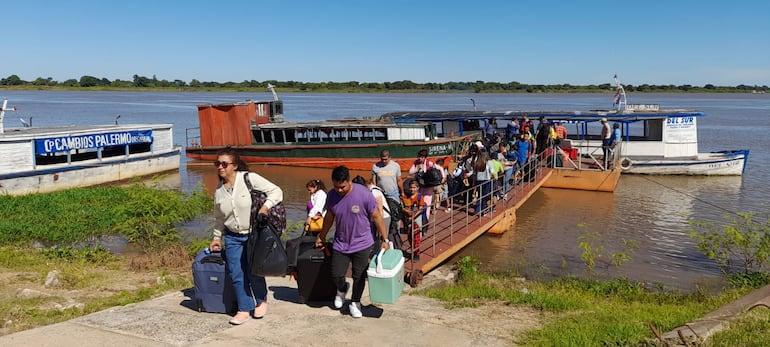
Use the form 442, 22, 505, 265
3, 90, 769, 291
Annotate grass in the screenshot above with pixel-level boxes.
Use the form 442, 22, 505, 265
420, 272, 752, 346
0, 181, 212, 248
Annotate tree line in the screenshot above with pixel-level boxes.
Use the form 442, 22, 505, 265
1, 74, 767, 93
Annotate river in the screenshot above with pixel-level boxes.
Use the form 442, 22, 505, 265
3, 90, 769, 291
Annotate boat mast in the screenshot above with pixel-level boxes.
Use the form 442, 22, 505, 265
613, 75, 627, 112
0, 99, 18, 134
267, 83, 280, 101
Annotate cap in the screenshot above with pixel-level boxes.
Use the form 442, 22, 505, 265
600, 117, 608, 122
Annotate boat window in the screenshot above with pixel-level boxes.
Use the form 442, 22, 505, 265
626, 120, 663, 141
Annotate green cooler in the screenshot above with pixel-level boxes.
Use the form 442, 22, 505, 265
367, 247, 405, 304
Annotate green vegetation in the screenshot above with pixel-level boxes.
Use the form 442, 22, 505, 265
2, 74, 767, 93
421, 270, 748, 345
577, 223, 638, 275
0, 181, 212, 249
689, 211, 770, 276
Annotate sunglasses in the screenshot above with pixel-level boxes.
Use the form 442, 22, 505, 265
213, 161, 233, 168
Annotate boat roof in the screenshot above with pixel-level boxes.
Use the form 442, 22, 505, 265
385, 108, 705, 124
0, 124, 173, 140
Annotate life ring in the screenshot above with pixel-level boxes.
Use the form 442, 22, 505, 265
620, 157, 633, 170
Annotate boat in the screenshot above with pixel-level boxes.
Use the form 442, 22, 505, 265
385, 76, 749, 177
184, 85, 472, 170
0, 98, 181, 196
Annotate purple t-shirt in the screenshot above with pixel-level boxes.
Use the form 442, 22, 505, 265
325, 183, 377, 254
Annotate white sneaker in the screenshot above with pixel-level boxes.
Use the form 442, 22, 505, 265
334, 283, 349, 309
349, 301, 362, 318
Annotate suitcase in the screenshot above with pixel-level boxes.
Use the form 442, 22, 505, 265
295, 241, 337, 303
192, 249, 236, 314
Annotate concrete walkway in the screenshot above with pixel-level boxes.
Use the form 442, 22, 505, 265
0, 268, 522, 347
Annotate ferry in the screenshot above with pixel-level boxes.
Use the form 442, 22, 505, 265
184, 85, 472, 170
385, 76, 749, 176
0, 99, 181, 195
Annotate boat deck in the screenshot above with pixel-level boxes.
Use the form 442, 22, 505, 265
395, 165, 553, 285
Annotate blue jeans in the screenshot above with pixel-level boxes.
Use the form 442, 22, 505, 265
475, 179, 491, 213
503, 167, 514, 195
224, 233, 267, 312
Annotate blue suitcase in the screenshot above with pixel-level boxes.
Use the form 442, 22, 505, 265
192, 249, 236, 314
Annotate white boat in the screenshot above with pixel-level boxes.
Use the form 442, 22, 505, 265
0, 98, 181, 195
573, 76, 749, 175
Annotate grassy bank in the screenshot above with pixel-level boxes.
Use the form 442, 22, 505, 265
420, 267, 769, 346
0, 182, 212, 249
0, 182, 214, 335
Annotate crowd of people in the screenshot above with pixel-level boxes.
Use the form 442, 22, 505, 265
207, 116, 622, 323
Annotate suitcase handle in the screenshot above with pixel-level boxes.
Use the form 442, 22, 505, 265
200, 254, 225, 265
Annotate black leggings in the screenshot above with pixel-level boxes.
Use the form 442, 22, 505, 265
330, 248, 370, 303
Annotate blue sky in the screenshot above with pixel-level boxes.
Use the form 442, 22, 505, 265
3, 0, 769, 86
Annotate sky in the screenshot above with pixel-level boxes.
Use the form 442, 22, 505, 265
3, 0, 769, 86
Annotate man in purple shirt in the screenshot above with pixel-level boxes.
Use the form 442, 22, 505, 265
316, 165, 389, 318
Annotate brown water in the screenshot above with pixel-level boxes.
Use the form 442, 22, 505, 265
5, 90, 768, 291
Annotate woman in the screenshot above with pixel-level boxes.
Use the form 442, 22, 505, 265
305, 179, 327, 234
473, 150, 494, 216
407, 149, 434, 220
209, 148, 283, 325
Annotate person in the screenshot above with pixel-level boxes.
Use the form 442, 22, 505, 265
401, 178, 426, 262
505, 118, 520, 144
483, 118, 497, 144
209, 148, 283, 325
600, 118, 612, 168
520, 115, 533, 140
305, 179, 327, 234
357, 175, 402, 252
407, 149, 434, 220
555, 122, 568, 142
473, 150, 494, 215
497, 144, 517, 198
490, 151, 505, 200
535, 116, 550, 155
514, 133, 532, 181
315, 166, 389, 319
433, 158, 450, 212
610, 122, 622, 147
372, 149, 402, 202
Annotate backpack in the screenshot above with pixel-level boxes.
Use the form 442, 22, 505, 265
416, 162, 443, 188
371, 185, 402, 221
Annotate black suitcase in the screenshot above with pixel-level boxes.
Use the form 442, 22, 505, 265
295, 241, 336, 303
192, 249, 236, 314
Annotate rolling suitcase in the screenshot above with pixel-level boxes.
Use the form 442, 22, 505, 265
192, 249, 236, 314
295, 241, 336, 303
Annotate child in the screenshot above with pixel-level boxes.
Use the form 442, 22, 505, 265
433, 158, 450, 212
401, 179, 426, 262
305, 179, 327, 234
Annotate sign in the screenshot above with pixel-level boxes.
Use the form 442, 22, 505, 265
35, 130, 153, 155
664, 117, 697, 143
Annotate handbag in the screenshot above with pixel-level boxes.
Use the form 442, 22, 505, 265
305, 216, 324, 233
243, 172, 287, 234
247, 215, 288, 277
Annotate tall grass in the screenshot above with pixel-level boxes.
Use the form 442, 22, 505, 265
0, 184, 212, 249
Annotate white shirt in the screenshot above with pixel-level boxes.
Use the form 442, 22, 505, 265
212, 171, 283, 241
308, 189, 327, 217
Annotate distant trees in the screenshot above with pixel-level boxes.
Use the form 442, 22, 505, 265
0, 73, 768, 93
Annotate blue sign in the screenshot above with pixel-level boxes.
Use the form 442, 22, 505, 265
35, 130, 153, 155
